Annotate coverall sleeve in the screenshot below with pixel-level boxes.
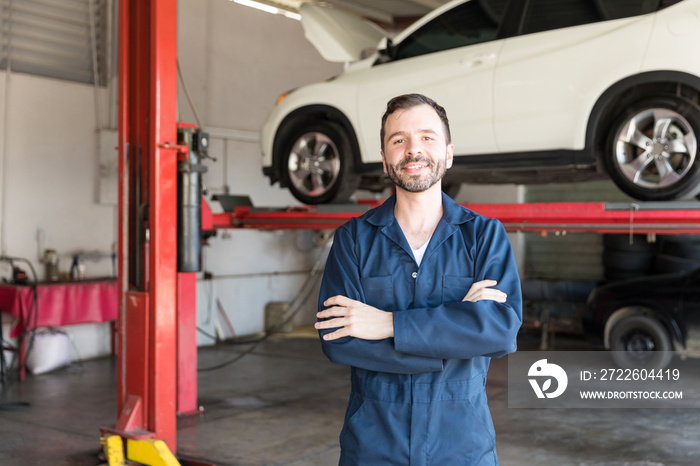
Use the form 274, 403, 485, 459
393, 219, 522, 360
318, 224, 444, 374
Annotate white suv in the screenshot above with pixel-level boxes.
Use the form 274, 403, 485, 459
261, 0, 700, 204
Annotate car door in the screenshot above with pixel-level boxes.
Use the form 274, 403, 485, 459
494, 0, 656, 154
354, 0, 508, 163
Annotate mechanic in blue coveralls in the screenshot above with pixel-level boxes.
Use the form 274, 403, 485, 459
315, 93, 523, 465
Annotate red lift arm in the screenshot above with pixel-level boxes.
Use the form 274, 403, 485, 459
203, 200, 700, 235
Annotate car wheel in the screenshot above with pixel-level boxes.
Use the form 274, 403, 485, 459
605, 97, 700, 200
281, 121, 359, 204
609, 315, 672, 369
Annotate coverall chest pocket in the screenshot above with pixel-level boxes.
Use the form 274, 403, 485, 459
360, 275, 394, 311
442, 275, 475, 303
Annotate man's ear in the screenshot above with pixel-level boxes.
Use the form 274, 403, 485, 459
446, 144, 454, 169
381, 151, 388, 174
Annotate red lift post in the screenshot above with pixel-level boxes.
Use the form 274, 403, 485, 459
104, 0, 181, 451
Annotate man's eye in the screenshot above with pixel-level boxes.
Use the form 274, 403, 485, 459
393, 139, 404, 144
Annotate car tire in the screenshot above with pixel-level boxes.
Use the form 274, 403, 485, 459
602, 250, 654, 271
602, 234, 658, 282
280, 121, 360, 204
660, 236, 700, 260
604, 96, 700, 201
653, 253, 700, 274
604, 268, 645, 282
609, 315, 672, 370
602, 234, 656, 253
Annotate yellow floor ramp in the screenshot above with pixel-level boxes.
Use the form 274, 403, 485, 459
101, 435, 181, 466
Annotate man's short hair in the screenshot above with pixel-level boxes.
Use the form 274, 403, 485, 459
380, 93, 452, 152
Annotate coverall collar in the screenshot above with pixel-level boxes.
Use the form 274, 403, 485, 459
365, 192, 476, 265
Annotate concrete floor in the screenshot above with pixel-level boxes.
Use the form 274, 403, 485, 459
0, 331, 698, 466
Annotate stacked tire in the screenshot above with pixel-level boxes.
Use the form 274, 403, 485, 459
655, 235, 700, 274
603, 234, 700, 281
602, 234, 657, 281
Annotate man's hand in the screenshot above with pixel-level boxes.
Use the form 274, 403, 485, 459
463, 279, 507, 303
315, 295, 394, 341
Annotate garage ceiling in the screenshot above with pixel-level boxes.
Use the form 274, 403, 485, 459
259, 0, 453, 27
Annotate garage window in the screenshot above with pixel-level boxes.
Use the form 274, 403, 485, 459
521, 0, 663, 35
0, 0, 110, 86
393, 0, 507, 61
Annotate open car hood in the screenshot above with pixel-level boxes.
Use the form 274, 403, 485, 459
299, 4, 387, 62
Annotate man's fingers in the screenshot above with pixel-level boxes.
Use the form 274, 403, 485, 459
471, 279, 497, 290
323, 295, 358, 307
314, 317, 348, 330
480, 290, 507, 303
316, 305, 351, 319
463, 279, 507, 302
320, 328, 349, 341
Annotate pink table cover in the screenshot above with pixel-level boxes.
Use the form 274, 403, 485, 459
0, 280, 118, 337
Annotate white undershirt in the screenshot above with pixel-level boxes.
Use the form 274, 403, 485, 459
411, 240, 430, 266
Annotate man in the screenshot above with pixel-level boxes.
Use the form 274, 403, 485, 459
315, 94, 522, 465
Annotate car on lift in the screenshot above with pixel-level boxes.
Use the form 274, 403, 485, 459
584, 268, 700, 369
261, 0, 700, 204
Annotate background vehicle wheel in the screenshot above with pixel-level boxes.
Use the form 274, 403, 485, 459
609, 315, 672, 369
604, 96, 700, 200
281, 121, 359, 204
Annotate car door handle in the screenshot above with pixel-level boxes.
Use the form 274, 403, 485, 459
460, 53, 496, 67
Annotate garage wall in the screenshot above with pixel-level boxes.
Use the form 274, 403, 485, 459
176, 0, 344, 343
0, 71, 116, 361
0, 73, 115, 277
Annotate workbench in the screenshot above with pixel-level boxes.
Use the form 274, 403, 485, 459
0, 279, 118, 379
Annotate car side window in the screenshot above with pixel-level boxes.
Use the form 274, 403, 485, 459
393, 0, 507, 61
521, 0, 663, 35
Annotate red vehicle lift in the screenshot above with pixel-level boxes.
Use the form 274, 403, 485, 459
203, 199, 700, 235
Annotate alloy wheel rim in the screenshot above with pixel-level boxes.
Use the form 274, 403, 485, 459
288, 132, 341, 197
614, 108, 697, 190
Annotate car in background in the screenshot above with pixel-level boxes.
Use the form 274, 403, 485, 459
261, 0, 700, 204
584, 269, 700, 369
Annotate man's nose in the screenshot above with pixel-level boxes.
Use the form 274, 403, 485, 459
406, 138, 422, 155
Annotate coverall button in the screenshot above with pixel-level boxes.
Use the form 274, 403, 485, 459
412, 271, 417, 278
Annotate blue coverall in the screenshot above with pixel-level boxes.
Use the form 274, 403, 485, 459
318, 193, 522, 465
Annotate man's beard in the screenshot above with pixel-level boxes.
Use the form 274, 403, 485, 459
386, 155, 447, 193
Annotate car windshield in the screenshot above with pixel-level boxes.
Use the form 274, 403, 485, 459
393, 0, 508, 61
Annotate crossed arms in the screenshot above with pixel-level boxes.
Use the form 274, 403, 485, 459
315, 279, 507, 341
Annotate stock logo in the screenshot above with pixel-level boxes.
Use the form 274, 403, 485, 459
528, 359, 568, 399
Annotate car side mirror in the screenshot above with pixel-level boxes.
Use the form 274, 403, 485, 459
375, 37, 395, 65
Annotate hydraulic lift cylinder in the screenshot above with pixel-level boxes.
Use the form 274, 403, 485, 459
177, 126, 208, 272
